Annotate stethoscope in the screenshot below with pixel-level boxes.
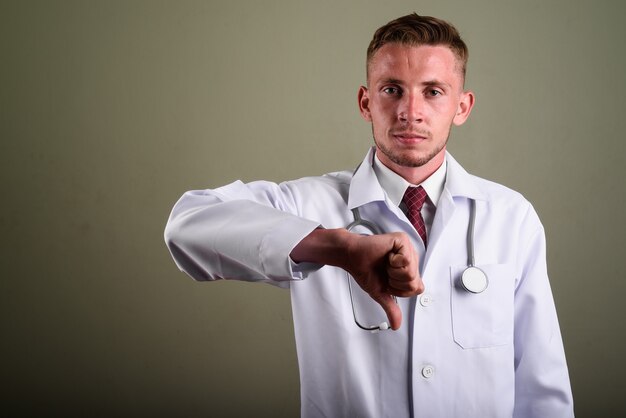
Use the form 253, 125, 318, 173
345, 197, 489, 331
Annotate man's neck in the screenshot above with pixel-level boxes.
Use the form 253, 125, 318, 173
375, 148, 446, 185
373, 150, 447, 209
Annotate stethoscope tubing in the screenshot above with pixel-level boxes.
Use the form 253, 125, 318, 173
346, 197, 488, 331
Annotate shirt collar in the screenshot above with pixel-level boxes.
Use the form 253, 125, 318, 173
373, 151, 447, 207
348, 147, 487, 209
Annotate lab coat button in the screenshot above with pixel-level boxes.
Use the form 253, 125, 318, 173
419, 294, 433, 307
421, 365, 435, 379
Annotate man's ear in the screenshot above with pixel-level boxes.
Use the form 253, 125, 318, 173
452, 90, 475, 126
358, 86, 372, 121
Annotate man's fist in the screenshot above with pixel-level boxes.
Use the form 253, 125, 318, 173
343, 232, 424, 330
291, 229, 424, 330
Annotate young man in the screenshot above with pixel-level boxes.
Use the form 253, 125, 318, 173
165, 13, 574, 417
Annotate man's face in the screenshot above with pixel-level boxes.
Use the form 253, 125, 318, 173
358, 43, 474, 180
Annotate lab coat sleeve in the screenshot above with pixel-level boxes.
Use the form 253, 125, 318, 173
512, 206, 574, 417
164, 179, 322, 286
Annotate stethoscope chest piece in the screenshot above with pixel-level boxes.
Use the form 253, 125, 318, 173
461, 266, 489, 294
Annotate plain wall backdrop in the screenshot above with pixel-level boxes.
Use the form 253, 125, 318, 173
2, 0, 625, 416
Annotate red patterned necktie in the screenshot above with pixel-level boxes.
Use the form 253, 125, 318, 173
403, 186, 428, 248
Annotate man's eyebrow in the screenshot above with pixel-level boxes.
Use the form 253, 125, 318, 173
422, 79, 452, 88
379, 78, 404, 85
377, 78, 453, 88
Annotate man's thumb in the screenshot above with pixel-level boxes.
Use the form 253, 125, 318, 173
373, 292, 402, 330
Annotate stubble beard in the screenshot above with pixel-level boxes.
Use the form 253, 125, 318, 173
373, 126, 450, 168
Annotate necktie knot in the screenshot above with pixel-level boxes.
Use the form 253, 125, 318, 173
403, 186, 428, 247
403, 186, 428, 212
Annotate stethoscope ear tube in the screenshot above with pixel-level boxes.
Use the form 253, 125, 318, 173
345, 207, 394, 332
346, 195, 489, 332
346, 270, 396, 332
347, 208, 383, 235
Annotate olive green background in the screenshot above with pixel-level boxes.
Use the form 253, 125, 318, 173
2, 0, 624, 417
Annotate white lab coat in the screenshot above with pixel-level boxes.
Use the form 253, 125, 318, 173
164, 148, 574, 418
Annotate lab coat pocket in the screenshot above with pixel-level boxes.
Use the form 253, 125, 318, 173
449, 263, 514, 349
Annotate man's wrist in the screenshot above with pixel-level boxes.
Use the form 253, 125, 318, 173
290, 228, 352, 268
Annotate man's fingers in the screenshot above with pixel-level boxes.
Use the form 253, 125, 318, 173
388, 263, 425, 294
386, 242, 424, 296
388, 251, 409, 268
387, 283, 425, 298
388, 278, 422, 293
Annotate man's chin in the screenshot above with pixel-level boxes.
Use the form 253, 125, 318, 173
378, 148, 432, 168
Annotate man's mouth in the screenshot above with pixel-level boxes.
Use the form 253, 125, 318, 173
392, 132, 429, 143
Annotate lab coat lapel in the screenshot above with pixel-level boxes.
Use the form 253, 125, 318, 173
347, 148, 386, 210
348, 149, 488, 267
424, 189, 456, 267
348, 148, 414, 228
423, 152, 486, 268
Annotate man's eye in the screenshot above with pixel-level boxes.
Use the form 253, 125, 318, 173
427, 89, 442, 96
383, 87, 400, 95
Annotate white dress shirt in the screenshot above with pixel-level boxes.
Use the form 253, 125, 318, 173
373, 152, 446, 237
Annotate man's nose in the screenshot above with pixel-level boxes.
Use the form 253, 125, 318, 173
398, 93, 423, 123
